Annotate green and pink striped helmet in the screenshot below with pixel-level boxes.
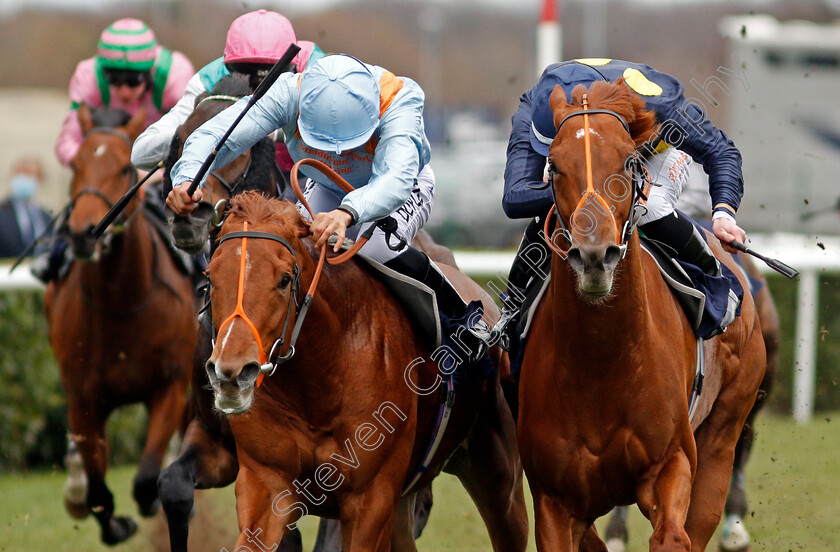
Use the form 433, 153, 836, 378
96, 18, 158, 71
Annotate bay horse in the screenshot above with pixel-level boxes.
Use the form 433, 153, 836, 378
603, 252, 780, 552
202, 191, 527, 551
516, 80, 766, 551
45, 104, 197, 544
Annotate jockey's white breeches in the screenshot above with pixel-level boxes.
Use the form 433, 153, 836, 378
296, 165, 435, 264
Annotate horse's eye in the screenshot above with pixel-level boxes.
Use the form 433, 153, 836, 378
122, 165, 133, 176
278, 274, 292, 290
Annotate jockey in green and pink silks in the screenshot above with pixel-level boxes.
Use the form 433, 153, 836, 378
55, 18, 194, 166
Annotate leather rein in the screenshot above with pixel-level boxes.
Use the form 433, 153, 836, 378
212, 158, 406, 385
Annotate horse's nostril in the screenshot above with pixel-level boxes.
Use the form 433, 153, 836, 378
604, 245, 621, 270
204, 360, 220, 387
238, 362, 261, 387
567, 248, 583, 271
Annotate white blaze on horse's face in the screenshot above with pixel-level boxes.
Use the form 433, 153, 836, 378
553, 122, 634, 301
205, 245, 264, 416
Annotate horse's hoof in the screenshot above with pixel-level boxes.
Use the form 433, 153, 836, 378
101, 516, 138, 546
138, 497, 161, 518
63, 452, 88, 519
719, 514, 751, 552
134, 475, 161, 517
63, 496, 89, 520
605, 538, 627, 552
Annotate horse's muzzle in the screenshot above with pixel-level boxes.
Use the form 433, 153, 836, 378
568, 244, 621, 298
205, 359, 261, 414
168, 201, 215, 254
69, 227, 99, 260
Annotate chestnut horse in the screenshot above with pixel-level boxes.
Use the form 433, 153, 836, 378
202, 192, 527, 551
157, 76, 456, 551
45, 104, 196, 544
603, 252, 781, 552
516, 81, 765, 551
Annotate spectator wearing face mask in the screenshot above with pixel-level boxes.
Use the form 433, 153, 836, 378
0, 156, 52, 258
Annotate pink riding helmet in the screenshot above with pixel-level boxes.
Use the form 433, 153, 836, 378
224, 9, 296, 64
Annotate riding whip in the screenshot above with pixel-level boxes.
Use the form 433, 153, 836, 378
8, 201, 74, 273
91, 161, 163, 238
728, 240, 799, 279
186, 43, 301, 197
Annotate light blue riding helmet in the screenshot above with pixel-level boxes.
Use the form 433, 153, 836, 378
297, 54, 380, 154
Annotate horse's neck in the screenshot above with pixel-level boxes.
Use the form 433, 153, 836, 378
550, 239, 652, 363
78, 209, 156, 305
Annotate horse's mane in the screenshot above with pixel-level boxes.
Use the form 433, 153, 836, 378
569, 80, 658, 147
90, 107, 132, 129
220, 191, 303, 238
193, 73, 250, 108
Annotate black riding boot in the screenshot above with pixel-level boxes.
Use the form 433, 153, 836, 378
641, 210, 738, 334
640, 210, 721, 276
385, 246, 495, 363
496, 217, 552, 343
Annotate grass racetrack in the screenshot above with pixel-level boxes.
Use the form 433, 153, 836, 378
1, 413, 837, 551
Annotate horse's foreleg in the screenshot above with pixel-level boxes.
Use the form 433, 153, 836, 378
447, 380, 529, 552
135, 379, 189, 517
158, 417, 239, 552
603, 506, 630, 552
341, 478, 400, 552
532, 489, 601, 552
68, 400, 138, 545
232, 465, 299, 551
390, 494, 418, 552
636, 449, 693, 552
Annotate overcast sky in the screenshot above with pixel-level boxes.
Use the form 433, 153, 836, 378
1, 0, 534, 16
0, 0, 764, 17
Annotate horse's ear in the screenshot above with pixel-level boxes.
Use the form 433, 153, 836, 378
77, 103, 94, 134
549, 85, 570, 130
124, 108, 147, 140
297, 216, 310, 238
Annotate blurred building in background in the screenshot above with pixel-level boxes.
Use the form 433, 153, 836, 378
721, 14, 840, 235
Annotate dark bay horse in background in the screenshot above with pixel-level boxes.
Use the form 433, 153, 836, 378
516, 81, 765, 551
203, 192, 527, 551
604, 252, 780, 552
45, 104, 197, 545
162, 73, 283, 256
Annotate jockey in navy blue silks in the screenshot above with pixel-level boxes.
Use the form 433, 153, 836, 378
499, 58, 747, 338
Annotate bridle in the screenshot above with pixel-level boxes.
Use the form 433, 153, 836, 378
61, 127, 141, 238
213, 221, 302, 386
192, 95, 254, 203
211, 158, 406, 386
536, 94, 651, 259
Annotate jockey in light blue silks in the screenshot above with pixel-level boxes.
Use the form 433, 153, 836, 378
167, 54, 494, 362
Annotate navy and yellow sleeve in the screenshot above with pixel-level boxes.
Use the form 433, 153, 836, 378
660, 95, 744, 217
502, 88, 554, 219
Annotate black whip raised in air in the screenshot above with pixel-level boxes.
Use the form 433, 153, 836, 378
186, 43, 301, 197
